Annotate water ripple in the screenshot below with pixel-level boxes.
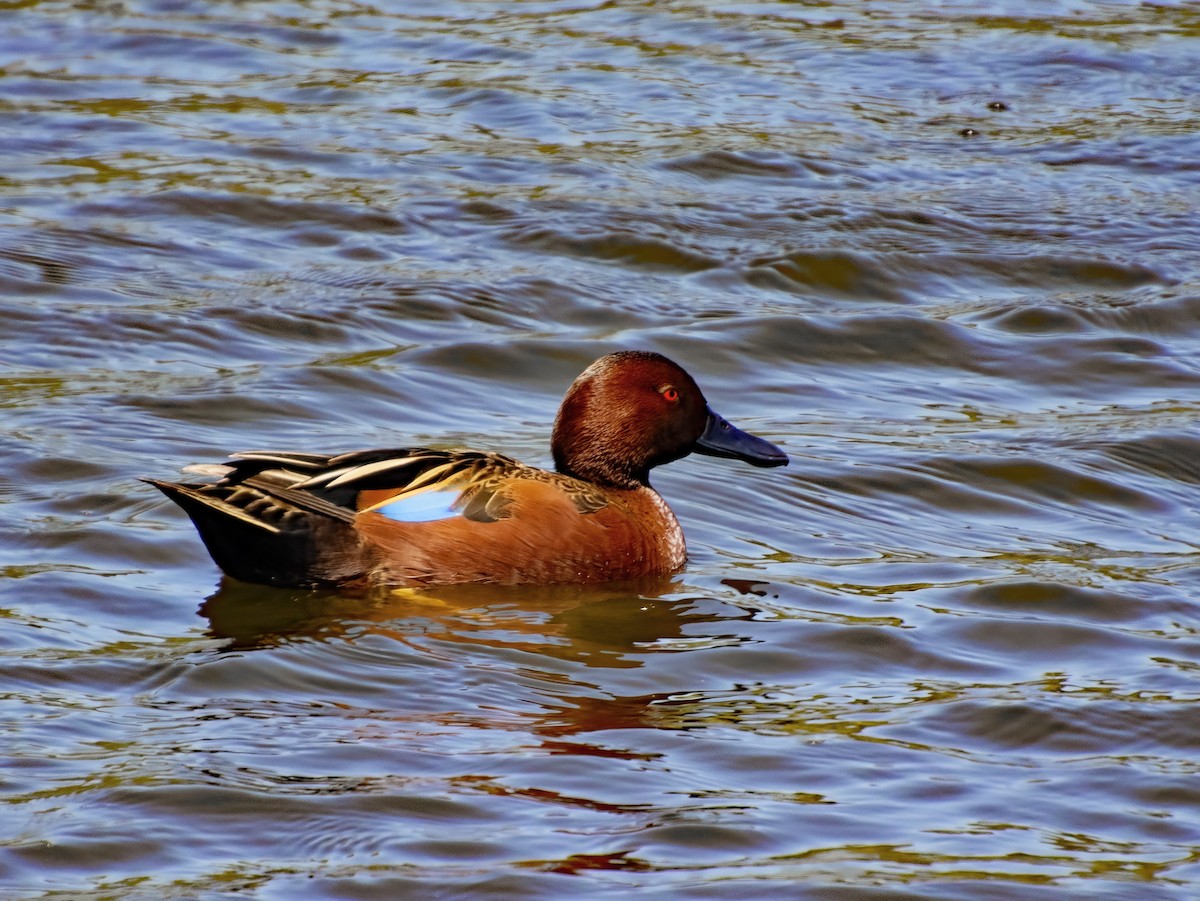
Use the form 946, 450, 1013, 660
2, 1, 1200, 898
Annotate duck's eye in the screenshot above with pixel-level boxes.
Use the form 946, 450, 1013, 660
660, 386, 680, 403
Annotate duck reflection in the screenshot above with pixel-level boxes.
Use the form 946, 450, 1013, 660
198, 576, 761, 748
200, 575, 751, 666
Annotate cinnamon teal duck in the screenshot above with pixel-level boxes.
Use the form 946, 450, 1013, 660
147, 351, 788, 588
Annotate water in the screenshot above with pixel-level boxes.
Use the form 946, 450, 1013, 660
2, 1, 1200, 898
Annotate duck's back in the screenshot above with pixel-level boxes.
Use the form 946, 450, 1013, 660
147, 448, 685, 588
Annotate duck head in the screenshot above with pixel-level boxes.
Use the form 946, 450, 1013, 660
551, 351, 788, 489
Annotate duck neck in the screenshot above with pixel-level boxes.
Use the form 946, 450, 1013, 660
554, 453, 648, 491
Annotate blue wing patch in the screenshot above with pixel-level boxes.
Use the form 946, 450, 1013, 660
375, 489, 462, 523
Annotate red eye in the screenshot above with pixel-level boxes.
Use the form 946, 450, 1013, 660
660, 386, 680, 403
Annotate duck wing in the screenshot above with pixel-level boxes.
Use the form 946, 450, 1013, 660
146, 448, 614, 587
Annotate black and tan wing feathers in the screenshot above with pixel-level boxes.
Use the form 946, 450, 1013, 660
147, 446, 614, 585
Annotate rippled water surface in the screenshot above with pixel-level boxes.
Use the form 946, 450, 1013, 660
3, 1, 1200, 898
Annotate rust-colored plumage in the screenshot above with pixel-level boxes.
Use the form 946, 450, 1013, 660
147, 351, 788, 588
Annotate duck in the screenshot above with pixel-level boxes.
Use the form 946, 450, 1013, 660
146, 350, 788, 588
